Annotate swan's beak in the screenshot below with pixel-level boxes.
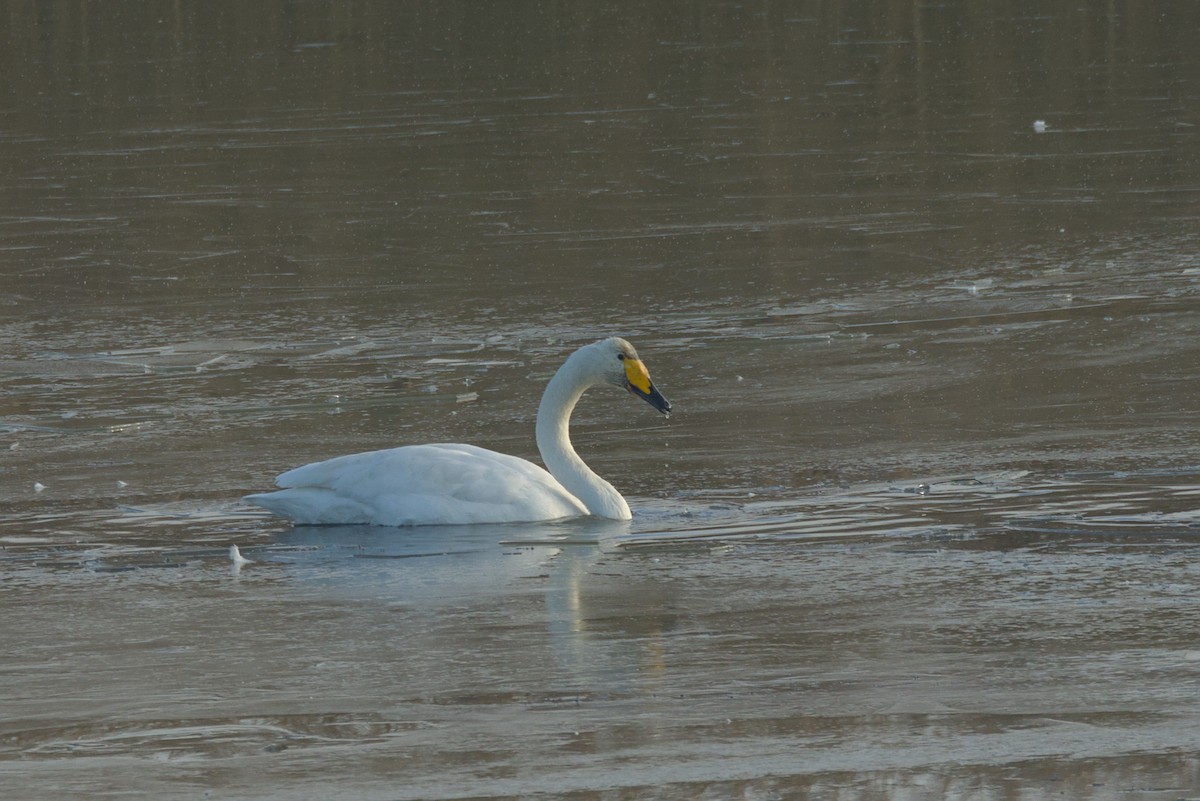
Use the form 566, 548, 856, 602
624, 358, 672, 416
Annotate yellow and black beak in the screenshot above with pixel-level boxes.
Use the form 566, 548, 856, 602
624, 357, 672, 415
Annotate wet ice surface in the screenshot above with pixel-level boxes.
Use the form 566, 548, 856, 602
5, 2, 1200, 800
6, 472, 1200, 799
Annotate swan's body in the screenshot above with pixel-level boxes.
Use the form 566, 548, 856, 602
245, 337, 671, 526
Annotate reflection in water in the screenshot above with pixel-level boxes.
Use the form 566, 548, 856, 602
270, 520, 606, 602
269, 522, 672, 693
3, 1, 1200, 799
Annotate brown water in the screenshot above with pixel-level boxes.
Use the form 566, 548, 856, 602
4, 2, 1200, 799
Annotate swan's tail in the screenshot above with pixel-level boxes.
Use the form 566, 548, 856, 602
244, 488, 371, 525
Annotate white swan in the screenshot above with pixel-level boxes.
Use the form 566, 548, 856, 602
244, 337, 671, 526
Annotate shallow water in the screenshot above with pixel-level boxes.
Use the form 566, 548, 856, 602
4, 2, 1200, 799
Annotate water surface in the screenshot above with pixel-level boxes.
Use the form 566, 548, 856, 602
3, 2, 1200, 799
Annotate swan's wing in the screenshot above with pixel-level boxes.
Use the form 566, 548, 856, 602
251, 443, 587, 525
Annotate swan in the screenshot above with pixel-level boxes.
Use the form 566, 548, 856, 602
244, 337, 671, 526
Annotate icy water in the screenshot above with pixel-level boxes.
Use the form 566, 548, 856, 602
4, 2, 1200, 799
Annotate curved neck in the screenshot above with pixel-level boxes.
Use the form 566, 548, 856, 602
535, 353, 631, 520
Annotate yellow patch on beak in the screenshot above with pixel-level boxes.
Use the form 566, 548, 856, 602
624, 358, 653, 394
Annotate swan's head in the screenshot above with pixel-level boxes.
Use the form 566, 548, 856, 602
590, 337, 672, 416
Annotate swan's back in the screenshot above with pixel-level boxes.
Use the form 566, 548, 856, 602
245, 443, 588, 526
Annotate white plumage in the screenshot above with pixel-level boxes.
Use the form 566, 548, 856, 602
245, 337, 671, 526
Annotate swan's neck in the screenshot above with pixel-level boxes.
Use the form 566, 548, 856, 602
535, 355, 631, 520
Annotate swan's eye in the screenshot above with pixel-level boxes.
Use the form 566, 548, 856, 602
617, 353, 626, 361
